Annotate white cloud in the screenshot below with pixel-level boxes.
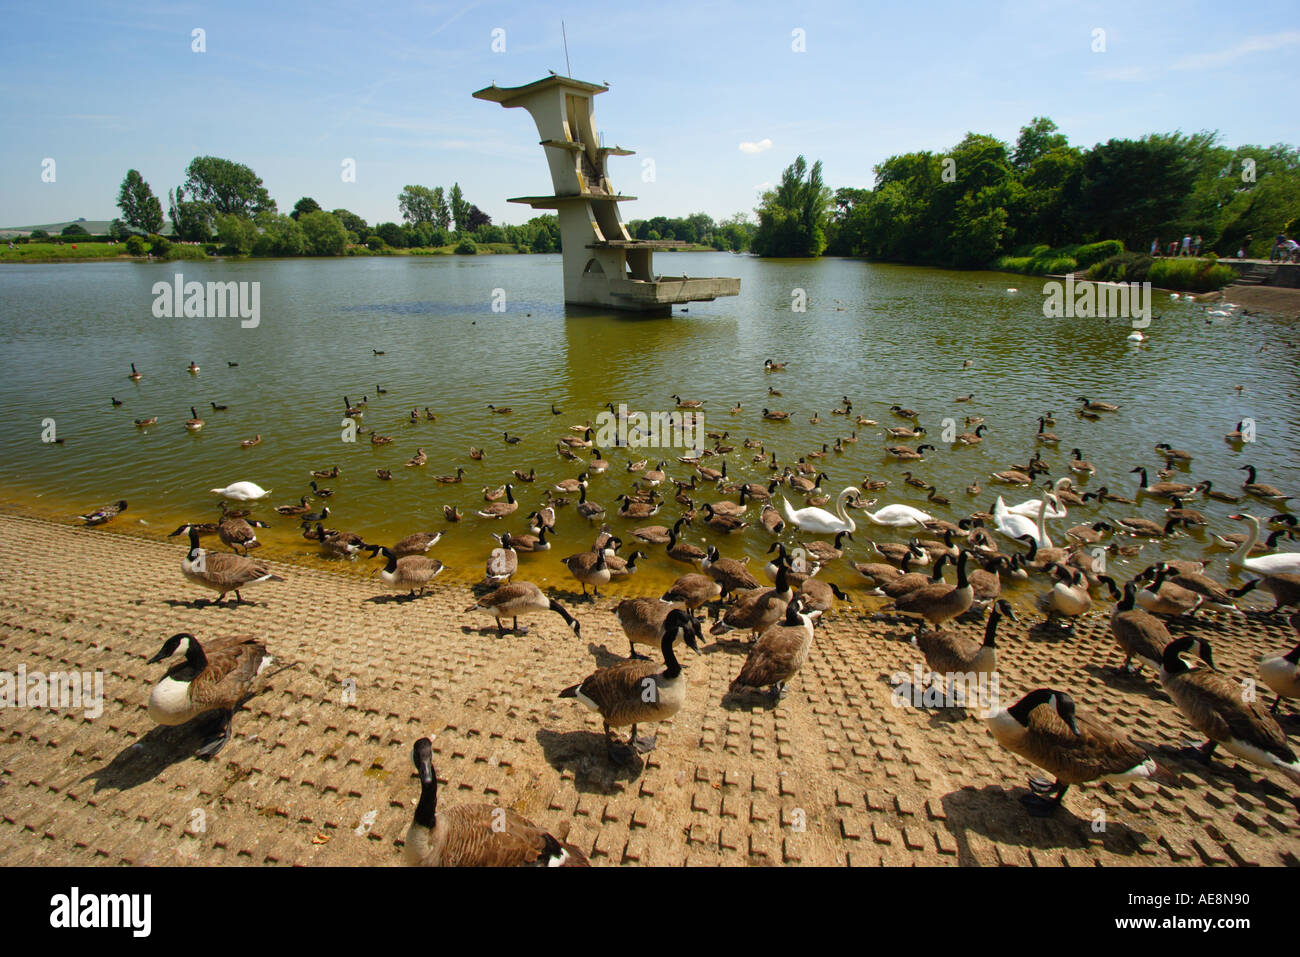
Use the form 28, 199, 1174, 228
753, 182, 772, 191
739, 138, 772, 154
1172, 31, 1300, 71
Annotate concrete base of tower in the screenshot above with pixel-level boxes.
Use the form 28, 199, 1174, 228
566, 275, 741, 313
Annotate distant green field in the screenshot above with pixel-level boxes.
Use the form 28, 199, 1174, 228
0, 242, 134, 262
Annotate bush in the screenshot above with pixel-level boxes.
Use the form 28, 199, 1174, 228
1075, 240, 1123, 268
147, 234, 171, 258
365, 234, 388, 251
61, 223, 89, 236
1147, 257, 1235, 292
125, 235, 146, 256
454, 238, 477, 255
1042, 256, 1078, 274
29, 229, 49, 239
1086, 252, 1152, 283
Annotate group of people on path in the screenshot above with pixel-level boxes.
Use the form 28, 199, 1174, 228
1147, 231, 1300, 261
1150, 234, 1204, 257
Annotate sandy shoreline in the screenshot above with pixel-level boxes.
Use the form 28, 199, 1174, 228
0, 510, 1297, 866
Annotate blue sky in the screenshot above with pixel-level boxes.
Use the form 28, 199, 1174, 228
2, 0, 1297, 229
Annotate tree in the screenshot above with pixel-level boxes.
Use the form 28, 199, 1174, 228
61, 223, 89, 236
431, 187, 450, 231
454, 237, 477, 254
181, 156, 275, 217
375, 222, 406, 248
448, 183, 468, 234
465, 204, 491, 232
109, 219, 131, 240
398, 185, 437, 224
291, 197, 322, 221
215, 214, 258, 255
299, 210, 348, 255
30, 229, 49, 239
252, 212, 305, 256
125, 234, 146, 255
331, 208, 368, 238
117, 170, 165, 233
168, 186, 215, 242
1012, 117, 1068, 170
751, 155, 832, 257
1074, 134, 1201, 248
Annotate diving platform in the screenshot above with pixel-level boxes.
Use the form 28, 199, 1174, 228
473, 75, 740, 314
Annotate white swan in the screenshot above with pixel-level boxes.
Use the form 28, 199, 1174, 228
1006, 480, 1071, 519
209, 481, 271, 501
994, 495, 1054, 547
1227, 514, 1300, 575
781, 487, 857, 535
859, 502, 933, 527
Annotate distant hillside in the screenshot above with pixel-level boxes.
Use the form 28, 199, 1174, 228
0, 219, 174, 238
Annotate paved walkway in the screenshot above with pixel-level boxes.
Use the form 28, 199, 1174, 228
0, 514, 1296, 865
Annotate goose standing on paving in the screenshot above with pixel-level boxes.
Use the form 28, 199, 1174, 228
484, 532, 518, 584
1159, 637, 1300, 782
891, 550, 973, 631
986, 688, 1174, 816
465, 582, 580, 637
561, 547, 611, 598
617, 596, 690, 660
729, 596, 816, 703
1036, 563, 1097, 630
147, 631, 273, 758
660, 573, 723, 614
1260, 617, 1300, 714
916, 599, 1015, 706
1136, 565, 1203, 617
404, 738, 588, 867
1110, 581, 1172, 675
559, 608, 700, 762
711, 564, 794, 639
178, 525, 282, 604
368, 545, 444, 597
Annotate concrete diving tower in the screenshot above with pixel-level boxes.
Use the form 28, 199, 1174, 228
473, 76, 740, 315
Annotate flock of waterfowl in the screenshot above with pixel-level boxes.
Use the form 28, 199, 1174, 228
74, 354, 1300, 863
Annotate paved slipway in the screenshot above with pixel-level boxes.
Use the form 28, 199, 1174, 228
0, 512, 1297, 867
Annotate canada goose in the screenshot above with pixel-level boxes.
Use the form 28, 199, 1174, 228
901, 471, 931, 490
393, 531, 442, 556
729, 596, 816, 702
217, 517, 267, 555
1260, 624, 1300, 713
476, 484, 517, 519
986, 688, 1172, 816
1111, 582, 1172, 674
661, 573, 722, 612
616, 494, 661, 521
954, 425, 986, 445
435, 467, 466, 484
309, 480, 333, 498
344, 396, 364, 417
466, 581, 580, 637
179, 525, 282, 604
917, 598, 1015, 704
1034, 417, 1059, 445
1115, 515, 1178, 538
1144, 562, 1241, 611
553, 472, 589, 495
1235, 573, 1300, 612
1130, 467, 1194, 499
1135, 565, 1203, 617
878, 552, 947, 599
887, 425, 926, 439
406, 447, 427, 467
989, 469, 1035, 486
147, 632, 273, 757
797, 579, 848, 618
1065, 448, 1095, 475
79, 500, 128, 526
484, 533, 518, 584
319, 524, 367, 559
758, 503, 785, 535
762, 408, 790, 421
311, 465, 340, 479
560, 608, 700, 761
575, 485, 604, 520
183, 406, 205, 432
886, 444, 936, 461
697, 459, 727, 483
1036, 563, 1094, 628
660, 520, 702, 565
1066, 521, 1112, 544
368, 545, 444, 596
275, 496, 311, 516
1160, 637, 1300, 782
562, 548, 610, 597
1240, 465, 1290, 502
126, 362, 144, 382
890, 405, 918, 419
487, 404, 513, 414
529, 506, 557, 533
300, 504, 330, 524
671, 395, 703, 409
443, 505, 461, 522
111, 396, 123, 406
509, 526, 551, 552
696, 547, 758, 596
237, 434, 261, 449
617, 596, 692, 659
713, 565, 795, 640
801, 530, 852, 563
403, 738, 587, 867
209, 481, 270, 501
376, 468, 393, 481
1194, 480, 1239, 504
1077, 396, 1119, 412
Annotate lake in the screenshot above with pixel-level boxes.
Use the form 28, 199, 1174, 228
0, 251, 1295, 600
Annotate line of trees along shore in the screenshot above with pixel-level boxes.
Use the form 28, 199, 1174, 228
92, 158, 757, 259
754, 119, 1299, 272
